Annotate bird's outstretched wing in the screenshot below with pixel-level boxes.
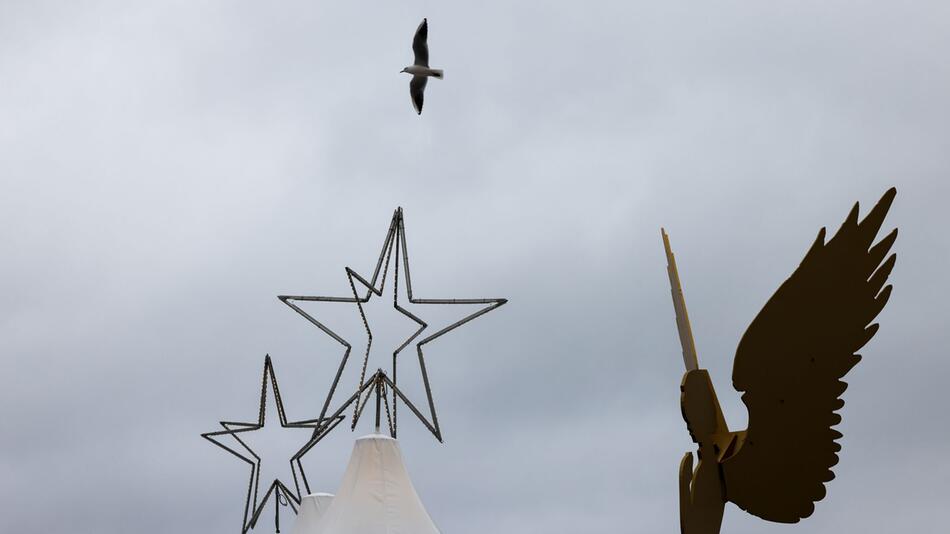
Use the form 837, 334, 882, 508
410, 76, 427, 115
722, 188, 898, 523
413, 18, 429, 66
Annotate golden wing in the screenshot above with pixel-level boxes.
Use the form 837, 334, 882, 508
722, 188, 898, 523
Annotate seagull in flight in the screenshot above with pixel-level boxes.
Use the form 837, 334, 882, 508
400, 18, 443, 115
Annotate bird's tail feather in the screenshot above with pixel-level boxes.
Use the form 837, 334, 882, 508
430, 69, 444, 79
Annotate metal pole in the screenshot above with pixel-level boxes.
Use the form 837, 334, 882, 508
375, 375, 382, 433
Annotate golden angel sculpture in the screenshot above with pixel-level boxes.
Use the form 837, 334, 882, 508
663, 188, 898, 534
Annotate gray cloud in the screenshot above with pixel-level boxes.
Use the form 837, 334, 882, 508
1, 1, 947, 533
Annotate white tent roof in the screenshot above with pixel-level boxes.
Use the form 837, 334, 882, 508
300, 434, 441, 534
292, 493, 334, 534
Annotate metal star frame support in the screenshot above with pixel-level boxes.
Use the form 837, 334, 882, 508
202, 355, 344, 533
294, 368, 449, 460
279, 207, 507, 442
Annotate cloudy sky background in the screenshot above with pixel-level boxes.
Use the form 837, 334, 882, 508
1, 1, 948, 533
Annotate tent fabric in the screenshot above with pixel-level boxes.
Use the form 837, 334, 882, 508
303, 434, 441, 534
292, 493, 335, 534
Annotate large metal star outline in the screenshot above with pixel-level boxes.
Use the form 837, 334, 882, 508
201, 355, 343, 533
279, 207, 507, 442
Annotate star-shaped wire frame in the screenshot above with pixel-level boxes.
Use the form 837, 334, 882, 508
279, 207, 507, 442
202, 355, 344, 533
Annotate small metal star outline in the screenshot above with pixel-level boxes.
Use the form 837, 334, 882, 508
279, 207, 507, 442
201, 355, 343, 533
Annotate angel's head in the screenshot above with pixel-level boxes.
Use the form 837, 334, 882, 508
681, 369, 723, 440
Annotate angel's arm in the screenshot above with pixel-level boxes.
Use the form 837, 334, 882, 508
679, 450, 726, 534
679, 452, 693, 534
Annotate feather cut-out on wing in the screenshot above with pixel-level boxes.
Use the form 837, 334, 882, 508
722, 188, 897, 523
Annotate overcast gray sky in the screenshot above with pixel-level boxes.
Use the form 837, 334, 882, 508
1, 1, 948, 533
